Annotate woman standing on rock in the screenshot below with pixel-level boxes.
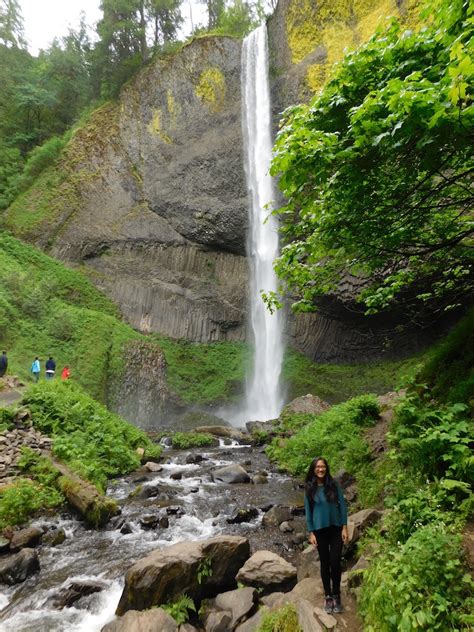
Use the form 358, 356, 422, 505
304, 457, 349, 615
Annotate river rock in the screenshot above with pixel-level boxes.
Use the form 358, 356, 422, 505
0, 535, 10, 553
145, 462, 163, 472
42, 527, 66, 547
279, 521, 293, 533
226, 508, 258, 524
116, 535, 250, 614
203, 610, 232, 632
214, 587, 257, 628
9, 526, 43, 551
52, 580, 105, 609
185, 454, 205, 464
236, 550, 297, 594
0, 548, 40, 585
212, 465, 250, 484
262, 505, 292, 527
102, 608, 178, 632
252, 473, 268, 484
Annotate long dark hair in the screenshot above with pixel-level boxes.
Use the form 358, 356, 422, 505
304, 457, 338, 510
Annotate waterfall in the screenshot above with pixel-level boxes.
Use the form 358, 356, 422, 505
240, 24, 284, 422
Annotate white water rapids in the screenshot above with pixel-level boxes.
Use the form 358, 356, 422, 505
239, 24, 284, 423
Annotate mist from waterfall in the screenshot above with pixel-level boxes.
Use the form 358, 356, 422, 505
239, 24, 284, 423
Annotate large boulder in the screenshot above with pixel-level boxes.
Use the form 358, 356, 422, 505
102, 609, 178, 632
281, 394, 330, 417
214, 587, 258, 629
236, 551, 297, 594
116, 536, 250, 615
211, 465, 250, 484
297, 545, 320, 582
8, 526, 43, 551
0, 548, 39, 585
262, 505, 292, 528
347, 508, 383, 545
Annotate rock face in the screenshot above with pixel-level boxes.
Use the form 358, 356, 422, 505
116, 535, 250, 615
5, 0, 444, 362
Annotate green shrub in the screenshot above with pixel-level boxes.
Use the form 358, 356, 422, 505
360, 524, 474, 631
266, 395, 380, 494
17, 134, 70, 193
22, 381, 162, 491
171, 432, 217, 449
257, 604, 302, 632
0, 477, 63, 529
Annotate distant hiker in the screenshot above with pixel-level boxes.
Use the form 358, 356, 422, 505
0, 351, 7, 377
31, 357, 41, 382
45, 356, 56, 380
304, 457, 348, 615
61, 366, 71, 380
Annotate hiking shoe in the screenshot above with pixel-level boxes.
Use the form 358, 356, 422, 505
332, 595, 343, 614
324, 596, 334, 614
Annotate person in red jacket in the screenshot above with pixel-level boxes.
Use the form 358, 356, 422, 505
61, 366, 71, 380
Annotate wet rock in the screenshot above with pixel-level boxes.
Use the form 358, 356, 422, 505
9, 526, 43, 551
226, 508, 259, 524
52, 580, 105, 609
140, 515, 160, 529
0, 548, 40, 585
260, 503, 274, 512
186, 454, 205, 464
130, 483, 161, 499
145, 462, 163, 472
214, 587, 257, 628
102, 608, 178, 632
166, 505, 184, 516
42, 528, 66, 547
203, 610, 232, 632
0, 536, 10, 554
159, 515, 169, 528
120, 522, 134, 535
262, 505, 291, 528
190, 487, 199, 493
236, 550, 297, 595
170, 472, 183, 480
116, 536, 250, 615
212, 465, 250, 484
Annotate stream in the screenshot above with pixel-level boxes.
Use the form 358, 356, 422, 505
0, 439, 303, 632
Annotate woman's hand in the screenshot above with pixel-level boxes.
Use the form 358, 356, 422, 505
308, 532, 317, 546
342, 525, 349, 544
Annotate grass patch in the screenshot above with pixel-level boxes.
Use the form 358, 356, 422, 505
282, 348, 423, 404
257, 604, 302, 632
0, 477, 63, 529
170, 432, 218, 449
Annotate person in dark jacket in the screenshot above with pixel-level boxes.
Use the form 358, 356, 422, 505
304, 457, 349, 615
45, 356, 56, 380
0, 351, 7, 377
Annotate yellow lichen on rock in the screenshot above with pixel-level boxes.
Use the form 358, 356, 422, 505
355, 0, 398, 44
195, 67, 226, 112
166, 89, 180, 128
286, 0, 352, 65
147, 109, 172, 144
306, 21, 355, 92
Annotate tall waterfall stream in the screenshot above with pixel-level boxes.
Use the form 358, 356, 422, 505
240, 25, 284, 423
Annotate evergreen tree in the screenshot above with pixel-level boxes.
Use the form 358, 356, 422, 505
147, 0, 183, 47
0, 0, 26, 48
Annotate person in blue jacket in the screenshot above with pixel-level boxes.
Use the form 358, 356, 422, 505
30, 357, 40, 382
304, 457, 349, 615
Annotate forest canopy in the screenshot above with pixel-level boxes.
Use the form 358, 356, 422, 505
270, 0, 473, 315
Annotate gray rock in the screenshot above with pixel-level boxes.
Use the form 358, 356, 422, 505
262, 505, 292, 528
42, 528, 66, 547
226, 508, 258, 524
236, 550, 297, 594
9, 526, 43, 551
235, 607, 267, 632
297, 546, 320, 582
281, 394, 330, 417
116, 536, 250, 615
279, 521, 294, 533
52, 580, 105, 609
0, 548, 40, 585
145, 462, 163, 472
214, 587, 257, 628
203, 610, 232, 632
313, 606, 337, 629
212, 465, 250, 484
102, 608, 178, 632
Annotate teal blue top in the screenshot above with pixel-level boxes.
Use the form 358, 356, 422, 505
304, 483, 348, 532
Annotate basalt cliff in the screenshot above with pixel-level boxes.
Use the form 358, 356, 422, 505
5, 0, 445, 362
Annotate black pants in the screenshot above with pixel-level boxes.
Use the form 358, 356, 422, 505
315, 525, 343, 596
